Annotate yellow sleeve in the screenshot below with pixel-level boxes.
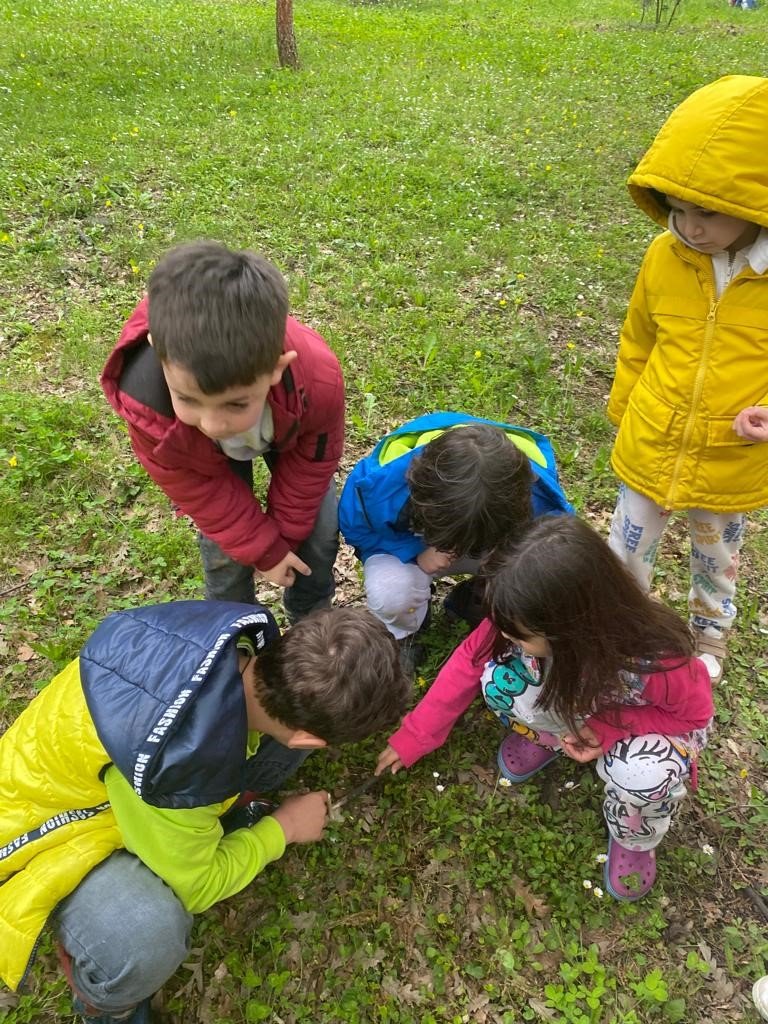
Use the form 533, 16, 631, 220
607, 258, 658, 426
105, 766, 286, 914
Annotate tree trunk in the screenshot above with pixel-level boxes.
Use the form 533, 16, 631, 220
276, 0, 299, 69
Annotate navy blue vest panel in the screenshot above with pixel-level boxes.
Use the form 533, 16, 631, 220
80, 601, 280, 808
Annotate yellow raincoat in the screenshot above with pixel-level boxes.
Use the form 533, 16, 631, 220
607, 75, 768, 512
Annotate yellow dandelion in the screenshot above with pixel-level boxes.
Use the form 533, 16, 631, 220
498, 299, 507, 307
8, 455, 18, 467
566, 342, 576, 350
228, 109, 237, 118
516, 272, 526, 281
739, 768, 748, 778
474, 349, 483, 358
104, 199, 112, 208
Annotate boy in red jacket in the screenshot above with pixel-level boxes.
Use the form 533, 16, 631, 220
102, 241, 345, 621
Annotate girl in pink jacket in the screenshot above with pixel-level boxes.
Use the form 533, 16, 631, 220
377, 516, 714, 902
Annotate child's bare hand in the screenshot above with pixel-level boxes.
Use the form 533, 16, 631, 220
733, 406, 768, 442
375, 744, 404, 776
271, 791, 329, 844
261, 551, 311, 588
417, 547, 453, 575
560, 725, 602, 763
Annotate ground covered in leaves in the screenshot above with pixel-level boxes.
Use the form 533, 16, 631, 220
1, 0, 767, 1021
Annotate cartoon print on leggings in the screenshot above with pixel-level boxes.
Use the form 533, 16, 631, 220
600, 736, 690, 844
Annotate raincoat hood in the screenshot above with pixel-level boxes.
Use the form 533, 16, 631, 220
628, 75, 768, 230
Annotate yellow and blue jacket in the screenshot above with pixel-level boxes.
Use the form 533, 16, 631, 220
0, 601, 285, 992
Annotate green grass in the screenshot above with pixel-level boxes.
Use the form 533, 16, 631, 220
1, 0, 767, 1020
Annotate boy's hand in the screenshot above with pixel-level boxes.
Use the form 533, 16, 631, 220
417, 547, 453, 575
733, 406, 768, 443
560, 725, 602, 763
271, 791, 329, 844
375, 744, 404, 776
261, 551, 312, 588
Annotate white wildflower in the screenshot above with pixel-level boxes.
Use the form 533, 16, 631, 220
593, 887, 604, 898
563, 781, 576, 790
701, 843, 715, 856
498, 777, 512, 788
432, 771, 440, 778
435, 784, 445, 793
595, 853, 608, 864
582, 879, 593, 889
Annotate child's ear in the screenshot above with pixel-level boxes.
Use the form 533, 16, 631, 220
285, 729, 327, 750
270, 350, 298, 385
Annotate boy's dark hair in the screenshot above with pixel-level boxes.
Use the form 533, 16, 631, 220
253, 607, 411, 744
484, 516, 694, 736
406, 424, 534, 558
148, 241, 289, 394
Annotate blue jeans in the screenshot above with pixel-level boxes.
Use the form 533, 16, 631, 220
198, 476, 338, 623
52, 737, 309, 1015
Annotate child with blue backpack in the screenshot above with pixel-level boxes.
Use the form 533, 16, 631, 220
339, 413, 573, 660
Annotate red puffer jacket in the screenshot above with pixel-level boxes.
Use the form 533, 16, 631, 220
101, 298, 345, 570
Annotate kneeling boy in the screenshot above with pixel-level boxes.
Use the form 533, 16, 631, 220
0, 601, 408, 1023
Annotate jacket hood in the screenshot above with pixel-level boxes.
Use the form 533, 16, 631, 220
80, 601, 280, 808
628, 75, 768, 230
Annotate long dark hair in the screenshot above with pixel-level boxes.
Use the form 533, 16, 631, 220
484, 516, 694, 735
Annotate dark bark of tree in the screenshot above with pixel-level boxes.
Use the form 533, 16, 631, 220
276, 0, 299, 69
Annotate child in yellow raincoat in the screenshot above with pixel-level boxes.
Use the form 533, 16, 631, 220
606, 75, 768, 684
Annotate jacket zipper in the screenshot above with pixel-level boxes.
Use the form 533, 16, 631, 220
18, 930, 44, 991
665, 295, 718, 507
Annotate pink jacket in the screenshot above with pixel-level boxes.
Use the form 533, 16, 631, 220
102, 298, 345, 571
389, 619, 714, 767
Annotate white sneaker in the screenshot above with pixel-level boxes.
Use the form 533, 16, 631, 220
693, 626, 727, 685
754, 976, 768, 1021
697, 652, 723, 683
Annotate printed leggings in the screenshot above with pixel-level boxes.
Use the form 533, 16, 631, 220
608, 483, 745, 632
594, 733, 692, 852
